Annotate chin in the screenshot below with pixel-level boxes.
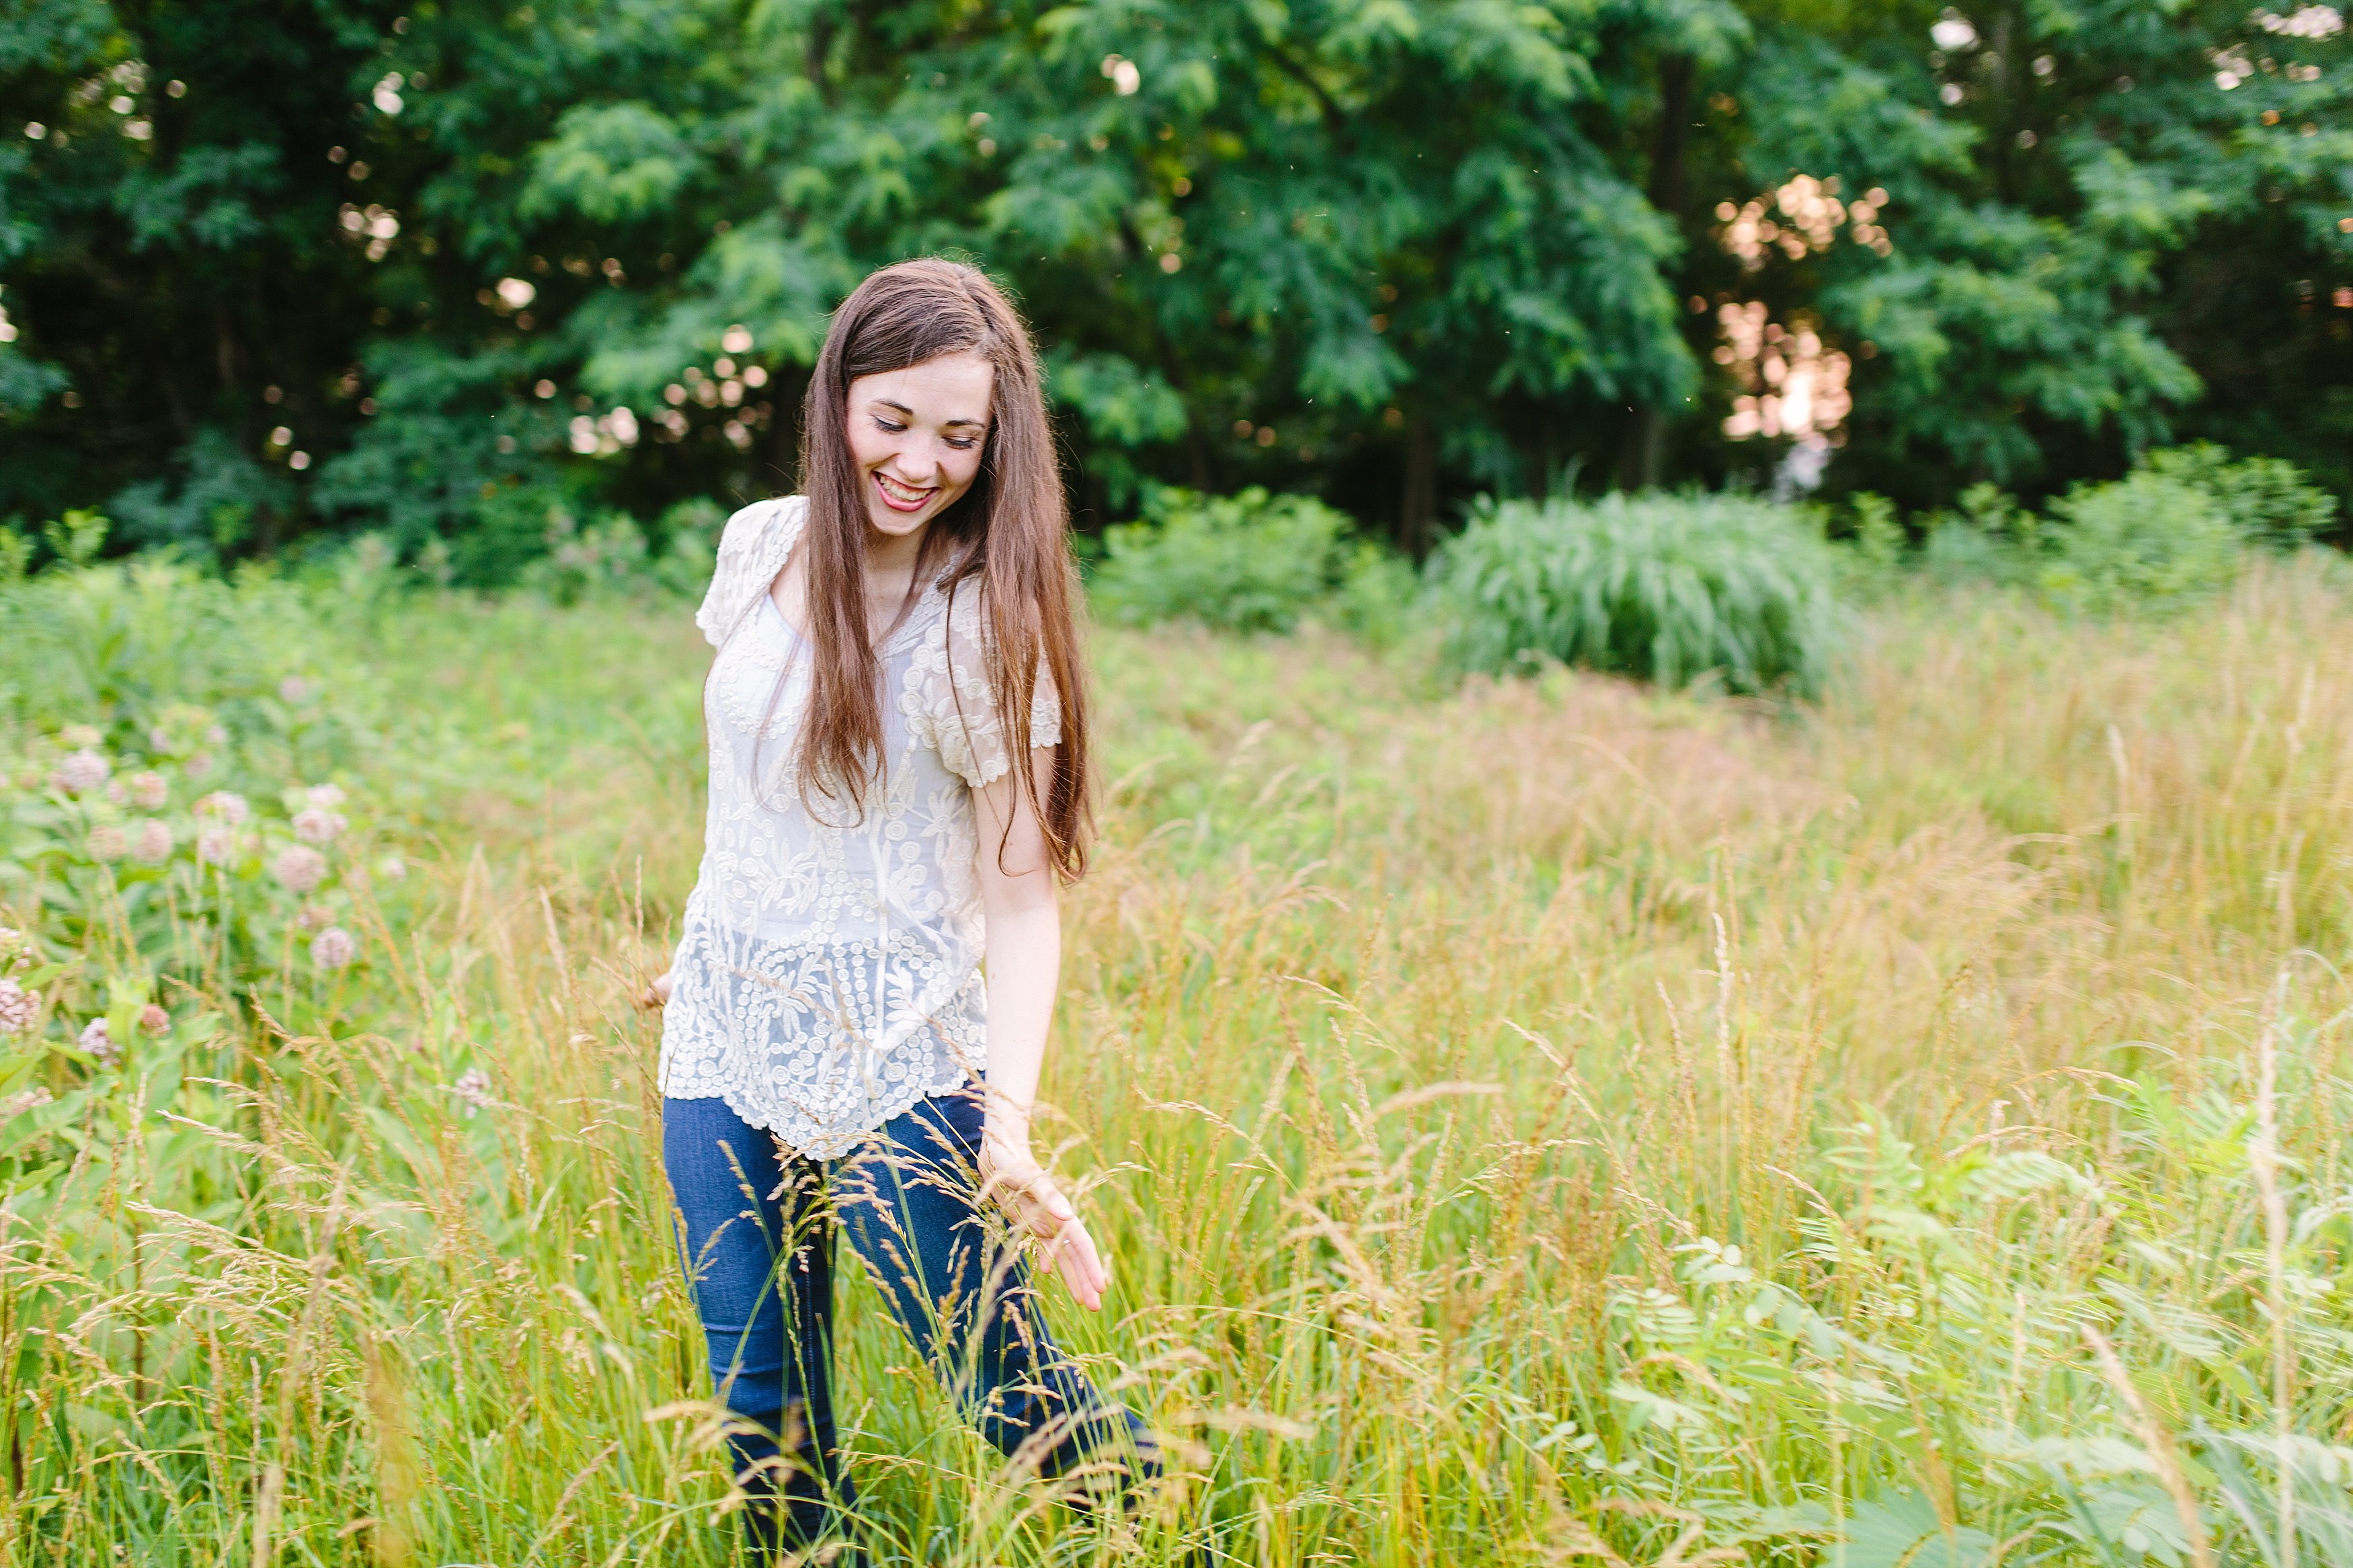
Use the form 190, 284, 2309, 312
864, 501, 934, 536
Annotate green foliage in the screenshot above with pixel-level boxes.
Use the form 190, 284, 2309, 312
1089, 487, 1409, 641
1846, 492, 1903, 571
106, 429, 291, 559
1917, 446, 2339, 614
453, 483, 580, 591
2141, 442, 2341, 551
1711, 7, 2353, 503
15, 0, 2342, 560
2038, 472, 2246, 614
39, 506, 105, 569
1429, 491, 1841, 696
0, 0, 1706, 559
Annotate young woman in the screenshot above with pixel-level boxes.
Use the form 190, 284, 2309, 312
651, 259, 1155, 1553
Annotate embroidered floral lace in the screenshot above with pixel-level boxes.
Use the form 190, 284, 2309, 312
657, 497, 1061, 1157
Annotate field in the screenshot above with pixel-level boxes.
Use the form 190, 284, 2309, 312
5, 554, 2353, 1565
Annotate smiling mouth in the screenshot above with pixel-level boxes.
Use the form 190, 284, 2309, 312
873, 472, 936, 513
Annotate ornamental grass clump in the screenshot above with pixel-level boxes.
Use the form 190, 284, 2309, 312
1429, 491, 1842, 696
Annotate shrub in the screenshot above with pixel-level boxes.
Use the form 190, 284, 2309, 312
1089, 487, 1408, 639
2036, 471, 2243, 614
1429, 492, 1841, 696
1908, 449, 2335, 613
520, 510, 650, 606
2139, 442, 2339, 551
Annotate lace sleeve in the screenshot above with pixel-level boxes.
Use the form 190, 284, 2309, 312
694, 497, 805, 648
922, 595, 1063, 789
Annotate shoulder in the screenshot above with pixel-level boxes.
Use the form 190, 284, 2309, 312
907, 581, 1065, 786
696, 496, 807, 647
717, 494, 807, 557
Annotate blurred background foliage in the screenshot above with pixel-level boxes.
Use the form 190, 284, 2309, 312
0, 0, 2348, 583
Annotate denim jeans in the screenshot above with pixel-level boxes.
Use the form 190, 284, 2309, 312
662, 1085, 1157, 1549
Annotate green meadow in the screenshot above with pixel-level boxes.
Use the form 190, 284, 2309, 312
4, 551, 2353, 1565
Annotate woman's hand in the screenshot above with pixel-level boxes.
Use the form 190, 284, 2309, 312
637, 969, 674, 1009
978, 1128, 1109, 1312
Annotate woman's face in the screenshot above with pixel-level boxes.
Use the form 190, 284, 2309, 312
843, 351, 995, 540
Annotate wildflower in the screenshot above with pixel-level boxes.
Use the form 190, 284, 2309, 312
128, 771, 168, 810
306, 783, 347, 809
197, 825, 238, 864
147, 727, 171, 753
87, 825, 128, 861
1, 1087, 52, 1118
132, 818, 173, 863
184, 751, 216, 780
279, 675, 313, 704
0, 980, 35, 1036
296, 903, 331, 931
105, 778, 127, 804
310, 926, 357, 969
52, 749, 110, 795
60, 724, 102, 749
138, 1003, 169, 1034
206, 724, 227, 746
273, 844, 327, 894
451, 1067, 494, 1116
197, 790, 249, 825
376, 854, 407, 881
293, 807, 348, 844
0, 926, 24, 966
78, 1017, 119, 1066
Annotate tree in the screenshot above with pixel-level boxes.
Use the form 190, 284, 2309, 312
1684, 0, 2352, 507
1, 0, 2345, 569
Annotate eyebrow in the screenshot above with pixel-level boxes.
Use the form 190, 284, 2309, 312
872, 398, 988, 428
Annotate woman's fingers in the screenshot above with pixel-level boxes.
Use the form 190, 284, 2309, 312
975, 1151, 1111, 1309
1000, 1167, 1109, 1310
1042, 1215, 1107, 1311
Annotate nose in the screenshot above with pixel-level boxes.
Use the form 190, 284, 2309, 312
883, 444, 945, 481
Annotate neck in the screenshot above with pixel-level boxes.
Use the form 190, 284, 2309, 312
863, 520, 928, 581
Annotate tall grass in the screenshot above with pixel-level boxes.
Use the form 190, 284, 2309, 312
2, 554, 2352, 1563
1429, 492, 1841, 694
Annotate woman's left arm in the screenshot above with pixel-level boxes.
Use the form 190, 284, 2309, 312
973, 745, 1109, 1312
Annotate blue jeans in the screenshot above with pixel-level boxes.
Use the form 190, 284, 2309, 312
662, 1085, 1157, 1548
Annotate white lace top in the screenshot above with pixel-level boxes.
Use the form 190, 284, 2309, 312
658, 496, 1061, 1156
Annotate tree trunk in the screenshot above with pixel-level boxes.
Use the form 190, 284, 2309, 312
1619, 51, 1695, 493
1400, 411, 1438, 558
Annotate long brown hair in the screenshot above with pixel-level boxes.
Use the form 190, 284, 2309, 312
789, 257, 1092, 878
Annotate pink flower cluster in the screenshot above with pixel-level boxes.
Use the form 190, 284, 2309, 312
450, 1067, 495, 1116
77, 1018, 119, 1067
196, 791, 250, 824
293, 808, 347, 845
310, 927, 358, 969
0, 979, 36, 1036
274, 845, 328, 894
52, 750, 110, 796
